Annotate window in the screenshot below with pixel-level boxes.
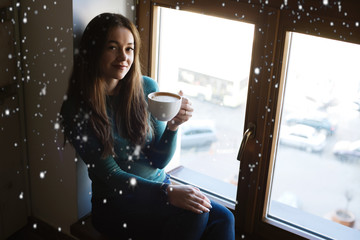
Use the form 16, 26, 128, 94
137, 1, 360, 239
267, 32, 360, 240
153, 7, 255, 207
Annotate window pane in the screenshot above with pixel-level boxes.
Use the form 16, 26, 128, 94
155, 7, 254, 204
268, 32, 360, 238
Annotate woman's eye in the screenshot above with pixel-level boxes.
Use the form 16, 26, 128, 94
108, 46, 117, 50
126, 47, 134, 52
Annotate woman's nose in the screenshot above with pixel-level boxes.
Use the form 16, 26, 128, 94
116, 49, 126, 61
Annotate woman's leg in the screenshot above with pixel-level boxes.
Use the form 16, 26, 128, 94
92, 195, 210, 240
159, 204, 209, 240
92, 184, 234, 240
200, 201, 235, 240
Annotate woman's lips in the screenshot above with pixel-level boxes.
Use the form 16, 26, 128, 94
113, 65, 127, 70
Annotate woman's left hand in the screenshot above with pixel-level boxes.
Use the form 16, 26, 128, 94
167, 90, 193, 131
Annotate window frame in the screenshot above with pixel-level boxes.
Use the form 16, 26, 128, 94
137, 0, 272, 210
251, 9, 360, 240
136, 1, 360, 239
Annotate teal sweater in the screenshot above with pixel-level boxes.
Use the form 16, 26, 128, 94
60, 76, 177, 202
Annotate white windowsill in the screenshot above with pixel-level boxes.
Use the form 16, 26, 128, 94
167, 166, 360, 239
168, 166, 237, 210
267, 200, 360, 239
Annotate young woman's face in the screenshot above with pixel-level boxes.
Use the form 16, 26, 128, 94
99, 26, 135, 83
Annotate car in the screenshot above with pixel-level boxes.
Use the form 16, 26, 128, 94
353, 98, 360, 112
279, 124, 327, 152
333, 140, 360, 161
181, 120, 217, 149
285, 115, 337, 136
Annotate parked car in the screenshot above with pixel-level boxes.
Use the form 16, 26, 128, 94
285, 115, 337, 136
353, 98, 360, 112
181, 120, 217, 149
333, 140, 360, 161
279, 124, 327, 152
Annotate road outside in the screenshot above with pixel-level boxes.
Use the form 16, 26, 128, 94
179, 97, 360, 231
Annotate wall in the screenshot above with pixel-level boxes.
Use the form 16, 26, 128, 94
20, 0, 77, 235
16, 0, 136, 236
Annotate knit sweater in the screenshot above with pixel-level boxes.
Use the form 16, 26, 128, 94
60, 76, 177, 203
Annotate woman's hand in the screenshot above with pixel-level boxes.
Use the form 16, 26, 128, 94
167, 90, 193, 131
167, 184, 212, 214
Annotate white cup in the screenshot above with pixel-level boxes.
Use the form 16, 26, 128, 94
148, 92, 182, 121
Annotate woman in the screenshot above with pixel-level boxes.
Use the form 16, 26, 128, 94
60, 13, 234, 240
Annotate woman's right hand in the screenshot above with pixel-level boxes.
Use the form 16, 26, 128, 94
167, 184, 212, 214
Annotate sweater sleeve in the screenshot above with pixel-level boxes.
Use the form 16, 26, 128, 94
60, 98, 165, 202
142, 76, 178, 169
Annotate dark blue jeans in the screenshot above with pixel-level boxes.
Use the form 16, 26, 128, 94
92, 176, 235, 240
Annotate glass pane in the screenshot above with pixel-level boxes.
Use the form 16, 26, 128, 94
268, 32, 360, 238
155, 7, 254, 204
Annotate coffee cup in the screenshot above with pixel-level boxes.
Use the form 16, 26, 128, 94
148, 92, 182, 121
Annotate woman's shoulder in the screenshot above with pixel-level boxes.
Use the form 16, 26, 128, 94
142, 76, 159, 94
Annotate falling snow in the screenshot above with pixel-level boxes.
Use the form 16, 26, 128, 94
39, 85, 47, 96
130, 178, 137, 187
39, 171, 47, 179
1, 2, 358, 238
133, 145, 141, 156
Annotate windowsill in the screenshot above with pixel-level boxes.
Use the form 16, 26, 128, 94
168, 166, 237, 209
267, 200, 360, 239
167, 166, 360, 239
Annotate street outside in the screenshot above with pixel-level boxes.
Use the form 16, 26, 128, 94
178, 97, 360, 231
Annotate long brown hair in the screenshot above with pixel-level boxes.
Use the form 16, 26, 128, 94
67, 13, 150, 158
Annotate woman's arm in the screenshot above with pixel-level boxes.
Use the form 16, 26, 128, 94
142, 77, 194, 169
144, 116, 178, 169
142, 76, 179, 169
60, 98, 165, 202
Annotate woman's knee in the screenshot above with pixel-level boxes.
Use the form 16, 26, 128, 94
223, 206, 235, 225
211, 201, 235, 226
202, 202, 235, 240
